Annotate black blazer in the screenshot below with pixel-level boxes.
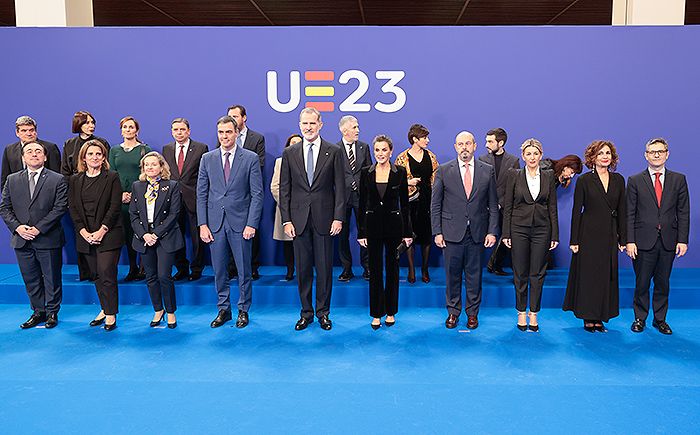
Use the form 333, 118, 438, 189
358, 164, 412, 240
0, 168, 68, 249
244, 129, 266, 168
68, 171, 124, 253
502, 168, 559, 241
279, 138, 346, 233
129, 179, 184, 254
478, 151, 520, 207
626, 169, 690, 251
336, 139, 372, 205
2, 139, 61, 188
61, 135, 110, 177
162, 139, 208, 213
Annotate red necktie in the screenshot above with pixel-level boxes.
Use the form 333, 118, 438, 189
654, 172, 662, 207
177, 145, 185, 174
463, 163, 472, 199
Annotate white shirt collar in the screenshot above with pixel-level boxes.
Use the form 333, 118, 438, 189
176, 138, 191, 148
648, 166, 665, 177
305, 137, 321, 148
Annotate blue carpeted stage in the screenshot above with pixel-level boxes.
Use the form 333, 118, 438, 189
1, 265, 699, 433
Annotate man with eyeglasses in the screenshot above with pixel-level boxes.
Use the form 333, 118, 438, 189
0, 142, 68, 329
626, 138, 690, 335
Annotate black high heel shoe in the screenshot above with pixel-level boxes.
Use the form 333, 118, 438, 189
517, 311, 527, 331
167, 321, 177, 329
371, 318, 381, 330
594, 322, 607, 332
528, 312, 539, 332
150, 311, 165, 327
385, 318, 395, 327
89, 315, 106, 327
583, 320, 595, 333
104, 320, 117, 331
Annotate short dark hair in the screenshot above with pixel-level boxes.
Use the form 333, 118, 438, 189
285, 134, 302, 148
486, 128, 507, 146
645, 137, 668, 151
227, 105, 246, 117
171, 118, 190, 129
407, 124, 429, 145
373, 134, 393, 150
21, 141, 46, 154
72, 111, 95, 134
217, 115, 240, 133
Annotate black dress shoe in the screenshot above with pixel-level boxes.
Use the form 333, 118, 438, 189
407, 273, 416, 284
150, 311, 165, 327
467, 316, 479, 330
284, 270, 294, 281
631, 319, 645, 333
20, 312, 46, 329
235, 310, 249, 328
45, 313, 58, 329
295, 317, 313, 331
172, 270, 189, 281
445, 314, 458, 329
487, 266, 509, 276
338, 271, 354, 282
652, 319, 673, 335
362, 269, 370, 280
90, 316, 106, 327
134, 271, 146, 281
319, 315, 333, 331
251, 270, 260, 280
104, 321, 117, 331
421, 274, 430, 283
123, 271, 139, 282
188, 272, 202, 281
211, 310, 232, 328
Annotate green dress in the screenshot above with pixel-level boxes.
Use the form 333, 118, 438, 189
109, 143, 152, 271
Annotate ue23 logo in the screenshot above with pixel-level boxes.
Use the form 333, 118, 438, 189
267, 70, 406, 113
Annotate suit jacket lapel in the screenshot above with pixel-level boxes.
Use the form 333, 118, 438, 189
312, 141, 331, 185
641, 170, 659, 209
521, 170, 535, 203
29, 170, 48, 206
226, 146, 244, 188
451, 161, 469, 202
591, 171, 615, 211
152, 182, 168, 218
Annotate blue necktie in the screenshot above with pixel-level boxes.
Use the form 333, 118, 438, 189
306, 143, 314, 185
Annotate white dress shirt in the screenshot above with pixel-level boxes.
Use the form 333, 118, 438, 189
237, 127, 247, 148
221, 145, 237, 168
648, 166, 666, 188
27, 166, 43, 191
175, 138, 191, 162
303, 137, 321, 169
147, 198, 155, 223
526, 167, 541, 200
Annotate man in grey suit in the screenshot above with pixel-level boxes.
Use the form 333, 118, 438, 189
0, 141, 68, 329
227, 104, 265, 280
432, 131, 499, 330
478, 127, 519, 276
279, 107, 346, 331
197, 116, 263, 329
626, 138, 690, 335
1, 116, 61, 189
163, 118, 209, 282
336, 115, 371, 282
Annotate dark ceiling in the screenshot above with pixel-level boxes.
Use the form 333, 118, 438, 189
1, 0, 699, 26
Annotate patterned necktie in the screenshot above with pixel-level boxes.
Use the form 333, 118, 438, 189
145, 176, 160, 204
306, 143, 315, 185
463, 163, 472, 199
177, 145, 185, 174
224, 152, 231, 183
347, 144, 357, 190
654, 172, 662, 207
29, 172, 37, 199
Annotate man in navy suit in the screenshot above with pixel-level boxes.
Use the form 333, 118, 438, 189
336, 115, 371, 281
197, 116, 263, 328
626, 138, 690, 335
431, 131, 499, 330
0, 141, 68, 329
227, 105, 265, 280
163, 118, 209, 282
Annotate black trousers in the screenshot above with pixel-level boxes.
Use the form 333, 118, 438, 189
282, 240, 295, 273
339, 201, 369, 273
633, 235, 676, 322
510, 224, 550, 312
487, 209, 509, 270
294, 218, 333, 320
15, 245, 62, 315
85, 247, 120, 315
142, 244, 177, 313
174, 204, 205, 275
444, 228, 484, 317
367, 237, 401, 318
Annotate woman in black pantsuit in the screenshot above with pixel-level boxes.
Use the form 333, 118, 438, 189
130, 151, 184, 328
68, 140, 124, 331
502, 139, 559, 332
563, 140, 626, 332
358, 135, 413, 329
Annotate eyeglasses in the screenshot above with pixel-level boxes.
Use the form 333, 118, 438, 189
645, 150, 668, 156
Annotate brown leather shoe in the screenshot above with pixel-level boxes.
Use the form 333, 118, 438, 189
445, 314, 459, 329
467, 315, 479, 330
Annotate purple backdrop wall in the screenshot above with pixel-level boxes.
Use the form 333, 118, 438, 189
0, 26, 696, 267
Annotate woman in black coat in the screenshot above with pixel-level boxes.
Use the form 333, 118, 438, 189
357, 135, 413, 329
130, 152, 184, 328
563, 140, 626, 332
502, 139, 559, 332
68, 140, 124, 331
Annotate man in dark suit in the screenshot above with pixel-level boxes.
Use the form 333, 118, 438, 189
2, 116, 61, 189
0, 141, 68, 329
478, 127, 519, 276
163, 118, 209, 281
279, 107, 346, 331
336, 115, 371, 281
227, 104, 265, 280
198, 116, 263, 329
432, 131, 499, 330
626, 138, 690, 335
